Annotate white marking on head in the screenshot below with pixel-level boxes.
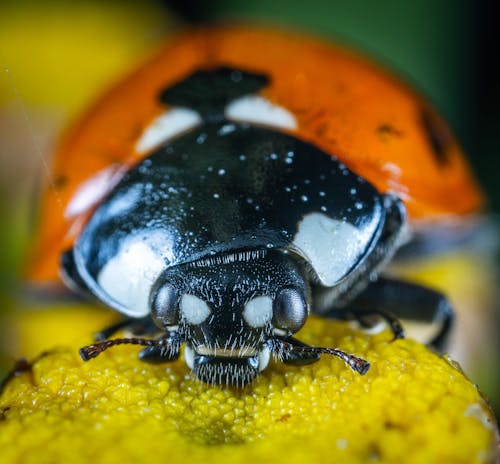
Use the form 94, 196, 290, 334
135, 107, 202, 154
184, 345, 195, 370
243, 296, 273, 328
97, 239, 165, 317
273, 328, 288, 337
225, 95, 297, 130
195, 345, 259, 357
292, 213, 373, 286
258, 346, 271, 372
180, 294, 211, 325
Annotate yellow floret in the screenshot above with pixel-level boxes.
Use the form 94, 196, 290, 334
0, 314, 498, 464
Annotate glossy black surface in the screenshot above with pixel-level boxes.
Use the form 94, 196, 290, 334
160, 67, 268, 122
74, 123, 385, 293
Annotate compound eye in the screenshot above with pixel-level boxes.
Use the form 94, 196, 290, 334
150, 283, 180, 328
272, 288, 308, 333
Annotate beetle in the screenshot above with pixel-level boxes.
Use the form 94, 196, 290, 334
27, 26, 484, 386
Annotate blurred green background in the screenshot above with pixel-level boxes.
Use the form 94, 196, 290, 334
1, 0, 498, 410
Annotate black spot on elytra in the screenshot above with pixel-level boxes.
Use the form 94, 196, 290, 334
420, 108, 452, 166
159, 67, 269, 123
377, 124, 403, 138
53, 175, 68, 189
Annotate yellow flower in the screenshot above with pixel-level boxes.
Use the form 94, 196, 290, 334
0, 311, 498, 464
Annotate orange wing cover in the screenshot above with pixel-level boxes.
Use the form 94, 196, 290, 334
27, 26, 484, 285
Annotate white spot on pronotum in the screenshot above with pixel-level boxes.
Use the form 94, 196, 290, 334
65, 166, 121, 218
225, 95, 297, 130
243, 296, 273, 327
97, 240, 165, 317
135, 107, 202, 154
180, 294, 211, 325
292, 213, 373, 286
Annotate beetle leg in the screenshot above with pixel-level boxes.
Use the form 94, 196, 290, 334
324, 307, 405, 341
138, 345, 181, 363
80, 331, 184, 362
94, 317, 159, 341
269, 336, 321, 365
268, 336, 370, 375
322, 276, 454, 352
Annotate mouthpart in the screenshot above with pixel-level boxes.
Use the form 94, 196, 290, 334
184, 344, 271, 386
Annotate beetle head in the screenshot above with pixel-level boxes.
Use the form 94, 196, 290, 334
149, 250, 309, 386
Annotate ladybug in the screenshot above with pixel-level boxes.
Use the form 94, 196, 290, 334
27, 26, 484, 386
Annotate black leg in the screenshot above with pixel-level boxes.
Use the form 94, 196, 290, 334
80, 332, 183, 362
94, 317, 159, 341
267, 336, 370, 375
324, 306, 405, 341
270, 336, 321, 365
322, 277, 454, 352
138, 345, 181, 363
138, 330, 183, 363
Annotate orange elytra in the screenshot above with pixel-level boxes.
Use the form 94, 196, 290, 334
27, 25, 484, 286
